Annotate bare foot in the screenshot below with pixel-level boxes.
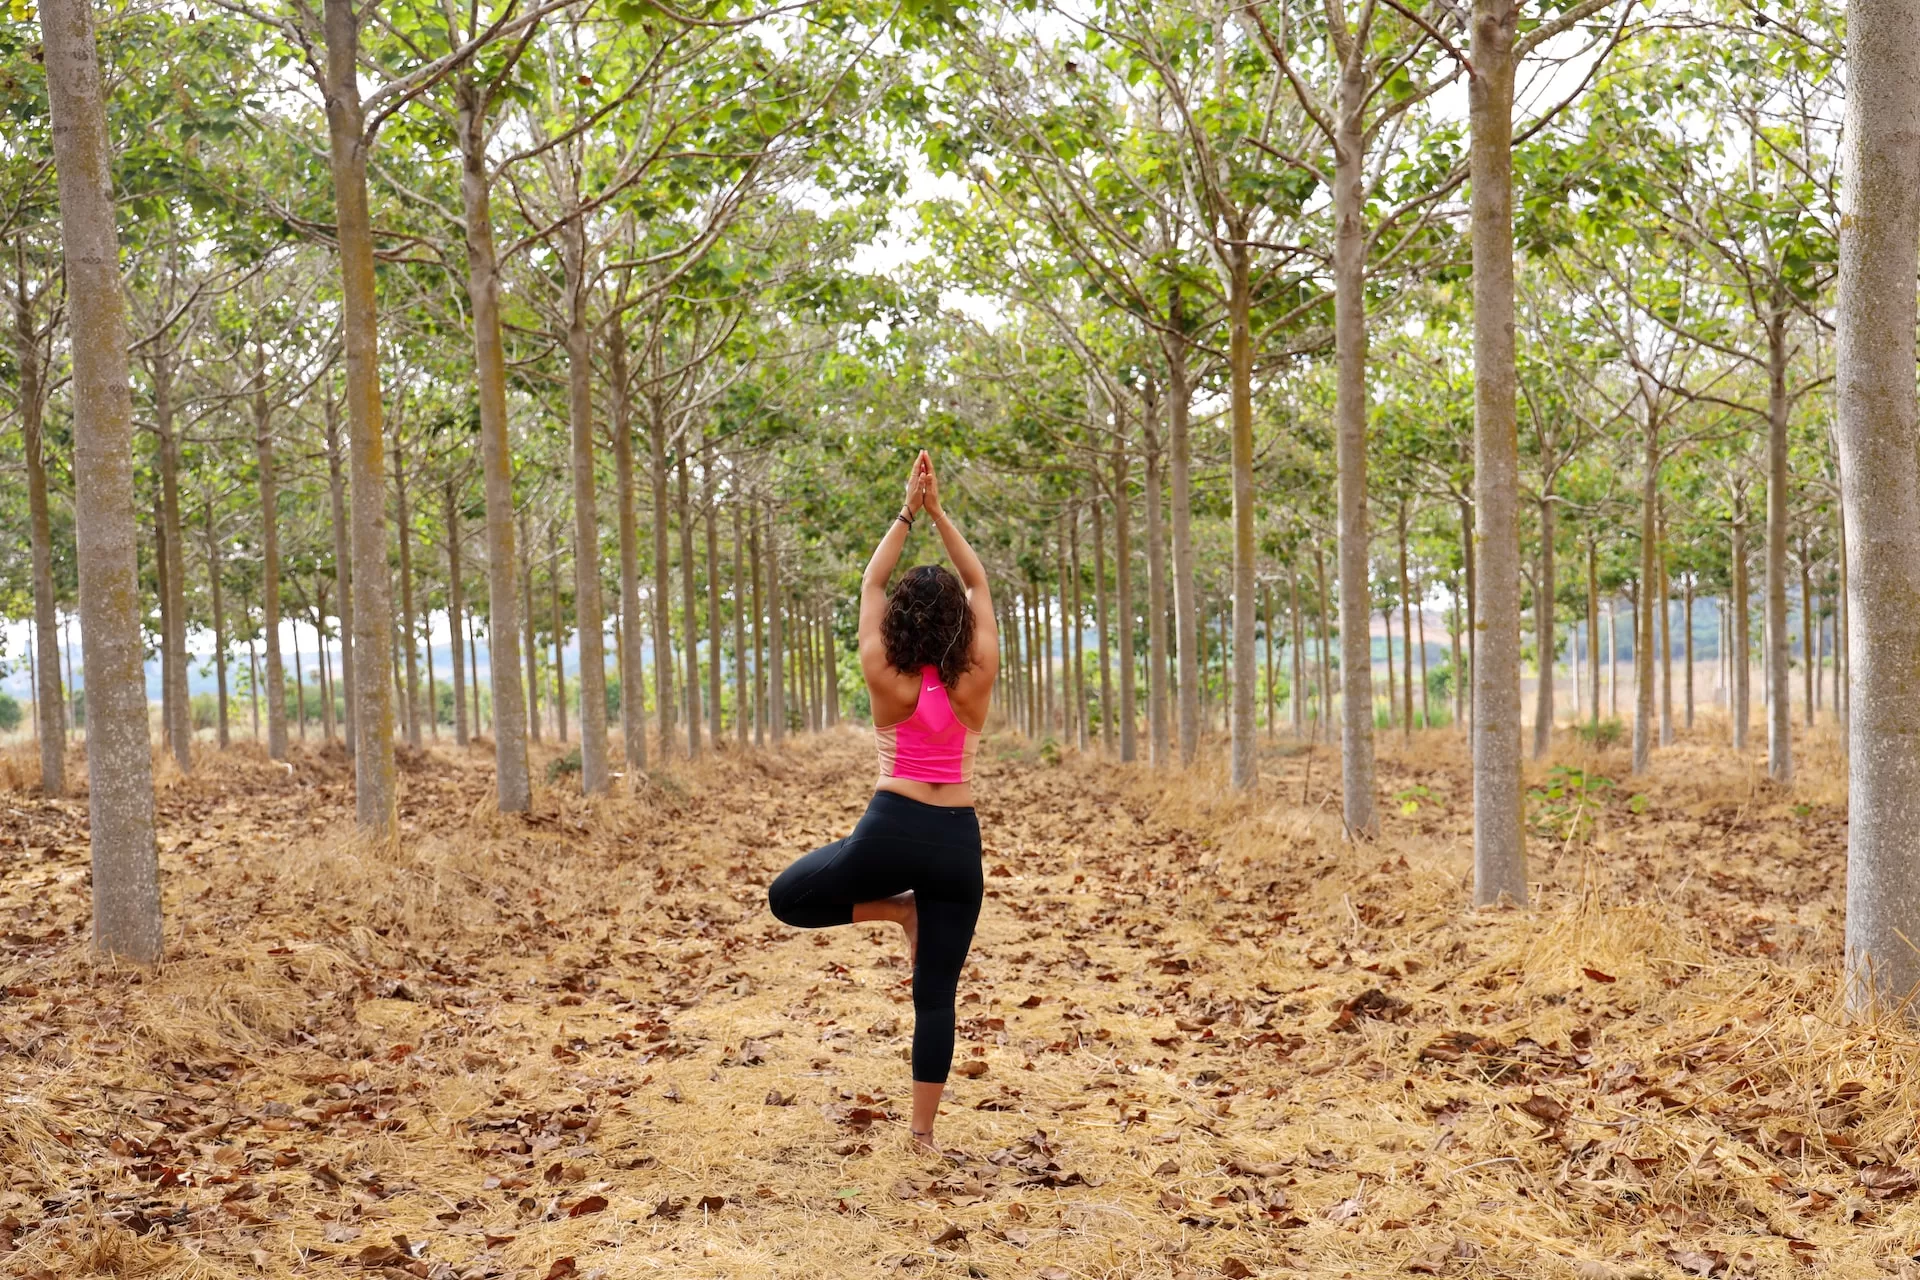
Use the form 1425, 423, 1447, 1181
909, 1126, 940, 1156
901, 893, 919, 969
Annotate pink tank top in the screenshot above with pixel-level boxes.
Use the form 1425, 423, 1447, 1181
875, 666, 979, 785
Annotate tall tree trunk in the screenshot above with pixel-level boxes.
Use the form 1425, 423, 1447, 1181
155, 494, 172, 746
1098, 485, 1113, 756
549, 521, 566, 744
1291, 570, 1307, 735
1142, 400, 1169, 765
205, 505, 229, 748
651, 403, 676, 757
1765, 307, 1793, 782
324, 395, 356, 760
153, 349, 190, 771
1631, 387, 1660, 776
1158, 325, 1201, 767
734, 503, 748, 746
42, 0, 161, 957
1460, 496, 1476, 726
1314, 545, 1333, 747
1658, 510, 1674, 746
251, 343, 289, 761
1800, 544, 1816, 727
1731, 510, 1751, 749
293, 618, 306, 741
1226, 241, 1258, 786
446, 480, 468, 747
1264, 582, 1276, 738
523, 509, 540, 741
468, 608, 482, 734
1469, 0, 1524, 899
767, 502, 784, 744
1532, 496, 1555, 759
560, 217, 607, 791
705, 451, 723, 744
1121, 437, 1128, 759
1417, 569, 1431, 729
1684, 572, 1695, 730
324, 0, 397, 833
751, 512, 765, 745
1586, 540, 1600, 728
1399, 500, 1415, 742
394, 430, 421, 749
678, 455, 700, 755
15, 257, 65, 794
1334, 43, 1378, 831
609, 323, 647, 771
455, 76, 529, 807
1838, 0, 1920, 1013
1067, 510, 1085, 749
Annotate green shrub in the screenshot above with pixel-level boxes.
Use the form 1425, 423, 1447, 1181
547, 748, 582, 782
0, 691, 22, 733
1574, 718, 1625, 749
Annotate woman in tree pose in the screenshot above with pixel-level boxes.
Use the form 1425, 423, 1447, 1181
768, 450, 997, 1153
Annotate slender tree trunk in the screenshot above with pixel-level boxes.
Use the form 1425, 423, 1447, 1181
705, 453, 723, 743
1800, 545, 1816, 728
1460, 496, 1477, 726
767, 503, 784, 744
154, 350, 190, 770
1141, 405, 1168, 765
319, 608, 334, 741
468, 608, 482, 735
1631, 387, 1660, 776
550, 522, 566, 744
1161, 326, 1200, 767
1225, 242, 1258, 785
1586, 540, 1600, 728
1469, 0, 1524, 898
455, 76, 529, 807
1838, 0, 1920, 1013
1263, 582, 1276, 739
1068, 509, 1086, 749
1314, 546, 1333, 747
446, 480, 468, 747
1121, 437, 1128, 759
324, 395, 356, 760
1684, 572, 1695, 730
734, 504, 749, 746
678, 455, 700, 755
16, 262, 65, 794
205, 506, 229, 748
1450, 576, 1465, 732
1732, 511, 1752, 749
1417, 570, 1431, 729
394, 432, 421, 749
523, 508, 540, 742
651, 405, 676, 757
751, 513, 765, 745
1399, 501, 1415, 742
293, 618, 307, 741
1532, 497, 1555, 759
248, 633, 259, 741
560, 217, 606, 791
1291, 570, 1307, 735
609, 324, 647, 771
1095, 482, 1116, 755
323, 0, 396, 833
1658, 511, 1674, 746
1765, 309, 1793, 782
155, 494, 172, 746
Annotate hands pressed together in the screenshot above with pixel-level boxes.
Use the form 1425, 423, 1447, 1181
902, 449, 942, 521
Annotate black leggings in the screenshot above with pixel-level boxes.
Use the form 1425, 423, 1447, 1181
767, 791, 983, 1084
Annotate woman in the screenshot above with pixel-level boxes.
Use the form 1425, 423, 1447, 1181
767, 450, 997, 1153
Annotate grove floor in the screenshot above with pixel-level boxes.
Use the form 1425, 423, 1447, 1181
1, 721, 1913, 1280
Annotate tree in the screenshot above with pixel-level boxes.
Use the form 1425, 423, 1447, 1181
1836, 0, 1920, 1016
38, 0, 162, 960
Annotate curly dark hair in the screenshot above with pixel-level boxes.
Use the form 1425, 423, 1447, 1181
882, 564, 974, 689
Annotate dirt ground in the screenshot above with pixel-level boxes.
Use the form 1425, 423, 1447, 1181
2, 720, 1916, 1280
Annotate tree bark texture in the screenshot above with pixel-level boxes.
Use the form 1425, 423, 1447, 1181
1837, 0, 1920, 1016
1469, 0, 1525, 900
40, 0, 162, 959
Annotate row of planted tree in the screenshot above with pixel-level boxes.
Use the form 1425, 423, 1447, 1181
11, 0, 1920, 1014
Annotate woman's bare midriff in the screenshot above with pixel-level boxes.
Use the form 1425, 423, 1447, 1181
874, 777, 975, 808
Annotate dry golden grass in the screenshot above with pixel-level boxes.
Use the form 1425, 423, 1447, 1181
0, 718, 1910, 1279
